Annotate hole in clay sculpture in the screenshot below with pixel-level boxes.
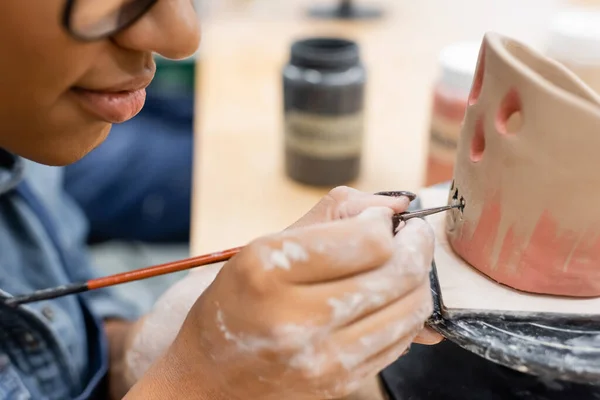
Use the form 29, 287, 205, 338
459, 197, 466, 212
470, 116, 486, 162
468, 43, 486, 106
496, 89, 522, 135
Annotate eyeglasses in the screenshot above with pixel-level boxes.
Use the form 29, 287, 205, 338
62, 0, 159, 41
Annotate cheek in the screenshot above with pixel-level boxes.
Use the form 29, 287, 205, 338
0, 51, 107, 165
0, 4, 95, 102
0, 2, 106, 165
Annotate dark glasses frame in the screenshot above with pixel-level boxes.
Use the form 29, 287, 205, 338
62, 0, 159, 41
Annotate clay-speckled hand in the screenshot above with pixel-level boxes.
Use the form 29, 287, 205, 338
124, 187, 440, 399
166, 187, 437, 399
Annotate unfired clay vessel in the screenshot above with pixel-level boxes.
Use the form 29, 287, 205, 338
445, 32, 600, 297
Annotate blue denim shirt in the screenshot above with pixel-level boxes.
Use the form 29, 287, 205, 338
0, 149, 139, 399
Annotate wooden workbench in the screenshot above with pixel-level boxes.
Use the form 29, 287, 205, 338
191, 0, 563, 255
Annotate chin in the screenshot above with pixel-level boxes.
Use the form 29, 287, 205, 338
32, 149, 94, 167
16, 123, 112, 167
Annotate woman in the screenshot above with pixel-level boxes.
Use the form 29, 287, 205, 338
0, 1, 440, 399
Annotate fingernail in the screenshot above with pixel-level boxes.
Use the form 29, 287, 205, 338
415, 328, 444, 345
393, 217, 406, 234
375, 191, 417, 202
394, 196, 411, 209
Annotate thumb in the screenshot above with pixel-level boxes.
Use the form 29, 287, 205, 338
413, 326, 444, 345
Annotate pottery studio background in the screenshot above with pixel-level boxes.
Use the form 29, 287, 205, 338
57, 0, 600, 314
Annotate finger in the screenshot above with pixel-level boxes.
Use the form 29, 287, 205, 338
344, 303, 437, 385
336, 192, 412, 220
291, 215, 433, 332
248, 206, 396, 284
287, 186, 368, 230
327, 282, 433, 371
349, 332, 416, 385
314, 313, 422, 398
413, 326, 444, 345
291, 215, 434, 331
290, 188, 414, 230
286, 285, 430, 384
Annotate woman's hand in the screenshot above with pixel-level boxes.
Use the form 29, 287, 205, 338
124, 187, 442, 400
287, 187, 441, 347
159, 187, 440, 399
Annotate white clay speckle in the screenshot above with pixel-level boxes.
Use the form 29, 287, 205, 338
360, 277, 395, 297
328, 292, 370, 324
216, 305, 327, 370
335, 346, 366, 370
264, 240, 309, 270
288, 344, 329, 376
215, 307, 274, 353
270, 251, 292, 270
283, 241, 309, 261
216, 308, 238, 343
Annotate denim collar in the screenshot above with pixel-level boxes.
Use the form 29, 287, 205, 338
0, 148, 24, 195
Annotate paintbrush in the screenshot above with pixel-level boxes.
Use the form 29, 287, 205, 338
2, 204, 460, 307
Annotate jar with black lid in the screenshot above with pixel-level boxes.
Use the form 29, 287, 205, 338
282, 37, 366, 187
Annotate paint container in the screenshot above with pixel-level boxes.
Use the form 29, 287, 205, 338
282, 37, 366, 187
149, 53, 198, 118
546, 9, 600, 95
424, 41, 480, 187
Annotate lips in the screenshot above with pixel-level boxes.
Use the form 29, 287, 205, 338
71, 87, 147, 124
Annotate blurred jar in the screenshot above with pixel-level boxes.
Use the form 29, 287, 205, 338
424, 41, 479, 187
546, 9, 600, 94
146, 53, 198, 122
282, 37, 366, 187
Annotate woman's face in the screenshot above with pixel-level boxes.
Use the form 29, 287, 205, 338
0, 0, 200, 165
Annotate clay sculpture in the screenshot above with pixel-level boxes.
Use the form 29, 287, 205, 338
445, 32, 600, 297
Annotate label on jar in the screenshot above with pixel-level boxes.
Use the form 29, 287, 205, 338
284, 110, 364, 159
425, 112, 463, 186
429, 113, 461, 164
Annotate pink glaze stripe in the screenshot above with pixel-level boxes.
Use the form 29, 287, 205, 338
450, 195, 600, 297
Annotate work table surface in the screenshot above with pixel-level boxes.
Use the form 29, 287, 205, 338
191, 0, 562, 255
